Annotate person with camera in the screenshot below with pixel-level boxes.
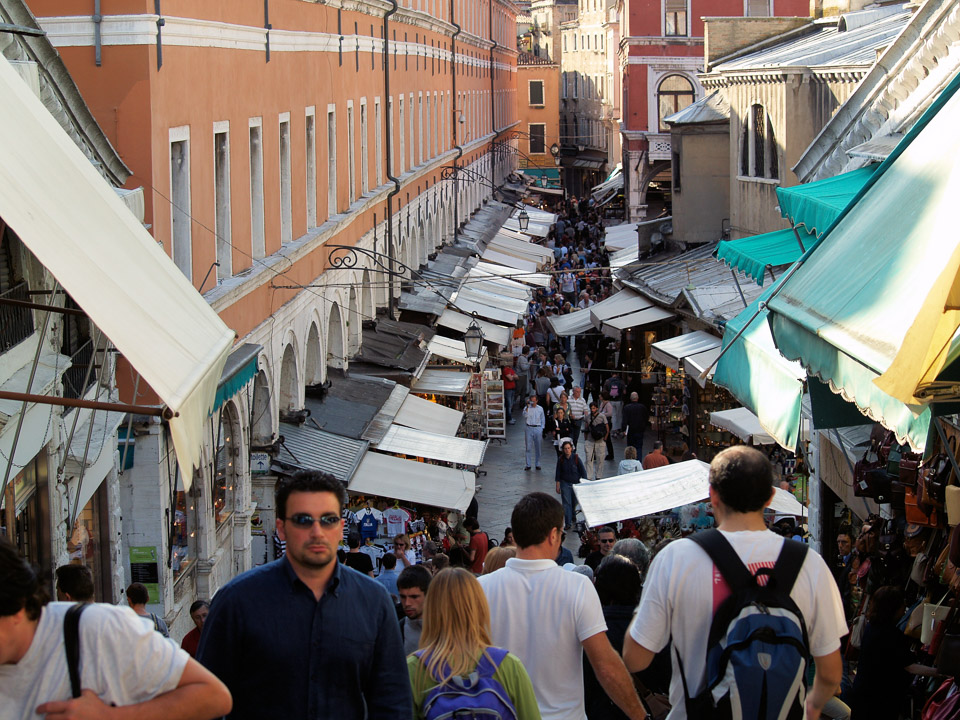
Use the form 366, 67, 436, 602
584, 401, 609, 482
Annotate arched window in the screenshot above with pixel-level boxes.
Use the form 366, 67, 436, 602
740, 104, 779, 180
657, 75, 695, 131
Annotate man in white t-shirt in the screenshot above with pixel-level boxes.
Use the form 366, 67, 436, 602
0, 541, 231, 720
623, 447, 846, 720
479, 493, 646, 720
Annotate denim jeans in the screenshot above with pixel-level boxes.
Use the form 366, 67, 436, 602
505, 388, 515, 422
559, 481, 577, 527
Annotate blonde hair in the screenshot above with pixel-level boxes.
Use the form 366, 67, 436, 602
417, 568, 493, 685
394, 533, 410, 547
624, 446, 637, 460
482, 546, 516, 574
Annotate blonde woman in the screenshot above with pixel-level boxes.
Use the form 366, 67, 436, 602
408, 568, 541, 720
482, 546, 517, 574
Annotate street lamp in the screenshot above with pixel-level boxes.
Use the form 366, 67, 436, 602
464, 316, 484, 362
518, 209, 530, 232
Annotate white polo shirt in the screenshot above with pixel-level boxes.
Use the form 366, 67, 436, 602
479, 558, 607, 720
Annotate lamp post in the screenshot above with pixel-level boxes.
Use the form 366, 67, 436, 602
518, 209, 530, 233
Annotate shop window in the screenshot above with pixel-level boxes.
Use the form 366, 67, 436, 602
171, 468, 197, 581
68, 484, 109, 601
1, 456, 50, 580
213, 415, 237, 528
657, 75, 695, 131
665, 0, 687, 36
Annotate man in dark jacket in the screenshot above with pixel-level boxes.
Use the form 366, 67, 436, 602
621, 392, 649, 457
555, 439, 587, 530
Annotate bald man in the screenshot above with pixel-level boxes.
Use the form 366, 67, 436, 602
621, 391, 648, 457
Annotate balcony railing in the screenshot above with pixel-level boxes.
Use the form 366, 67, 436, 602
647, 133, 672, 161
62, 340, 99, 401
0, 282, 35, 353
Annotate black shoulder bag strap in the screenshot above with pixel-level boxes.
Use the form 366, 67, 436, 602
63, 603, 90, 699
771, 539, 808, 594
689, 529, 755, 592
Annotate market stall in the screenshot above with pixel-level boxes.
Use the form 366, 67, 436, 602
374, 424, 488, 467
572, 459, 804, 527
349, 452, 475, 513
393, 393, 464, 436
709, 407, 776, 445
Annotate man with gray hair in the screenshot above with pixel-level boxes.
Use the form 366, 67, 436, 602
605, 538, 651, 581
567, 386, 589, 449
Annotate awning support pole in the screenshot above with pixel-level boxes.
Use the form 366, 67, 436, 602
118, 373, 141, 476
730, 269, 748, 308
1, 280, 60, 504
0, 390, 174, 418
697, 257, 809, 382
0, 297, 87, 316
792, 227, 807, 253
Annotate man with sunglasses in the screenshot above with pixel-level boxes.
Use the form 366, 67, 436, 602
198, 470, 411, 719
584, 526, 617, 573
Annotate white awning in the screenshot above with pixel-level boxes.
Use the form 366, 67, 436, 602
709, 407, 776, 445
517, 208, 557, 224
684, 346, 723, 388
375, 424, 488, 466
609, 246, 640, 269
349, 452, 476, 512
601, 306, 675, 334
490, 235, 555, 264
411, 369, 473, 397
437, 309, 511, 347
548, 308, 596, 337
603, 223, 639, 251
480, 248, 539, 273
394, 394, 463, 436
456, 285, 530, 316
0, 57, 234, 484
450, 296, 521, 326
427, 336, 488, 369
589, 289, 653, 327
476, 261, 551, 288
572, 459, 804, 526
651, 331, 722, 371
504, 217, 550, 237
465, 272, 532, 300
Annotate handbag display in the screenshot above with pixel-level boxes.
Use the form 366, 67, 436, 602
900, 453, 922, 486
854, 449, 883, 497
907, 485, 941, 527
922, 679, 960, 720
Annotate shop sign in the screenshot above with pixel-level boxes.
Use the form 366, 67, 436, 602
251, 511, 264, 532
250, 452, 270, 475
129, 546, 161, 604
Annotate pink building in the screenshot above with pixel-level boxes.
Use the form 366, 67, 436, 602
618, 0, 807, 219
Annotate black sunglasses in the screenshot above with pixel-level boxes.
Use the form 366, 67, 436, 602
599, 538, 616, 544
287, 513, 341, 529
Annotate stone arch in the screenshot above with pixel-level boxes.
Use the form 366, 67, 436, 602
278, 342, 300, 412
251, 368, 273, 445
304, 320, 323, 386
348, 285, 360, 356
327, 302, 346, 370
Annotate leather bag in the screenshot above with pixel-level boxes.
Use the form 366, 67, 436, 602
922, 679, 960, 720
907, 485, 940, 527
900, 454, 922, 486
854, 449, 883, 497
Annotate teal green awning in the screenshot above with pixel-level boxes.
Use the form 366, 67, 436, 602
765, 73, 960, 452
716, 227, 815, 286
713, 282, 806, 450
776, 165, 879, 239
211, 343, 261, 415
522, 167, 560, 180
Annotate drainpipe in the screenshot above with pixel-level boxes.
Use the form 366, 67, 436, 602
383, 0, 401, 315
451, 0, 463, 243
489, 0, 497, 187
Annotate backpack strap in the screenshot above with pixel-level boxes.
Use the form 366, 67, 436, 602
688, 529, 755, 593
475, 646, 510, 677
771, 538, 808, 595
63, 603, 90, 699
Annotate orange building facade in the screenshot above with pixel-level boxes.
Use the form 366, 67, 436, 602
29, 0, 518, 634
516, 52, 562, 190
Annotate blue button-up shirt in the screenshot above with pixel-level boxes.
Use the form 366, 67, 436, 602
197, 556, 411, 719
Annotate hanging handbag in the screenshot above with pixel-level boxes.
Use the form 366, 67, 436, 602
922, 679, 960, 720
854, 448, 883, 497
900, 453, 922, 486
907, 485, 941, 527
947, 486, 960, 527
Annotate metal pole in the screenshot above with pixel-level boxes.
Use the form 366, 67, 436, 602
1, 280, 60, 502
0, 390, 174, 418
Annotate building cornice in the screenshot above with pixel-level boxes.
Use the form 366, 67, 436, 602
700, 66, 866, 89
622, 35, 703, 48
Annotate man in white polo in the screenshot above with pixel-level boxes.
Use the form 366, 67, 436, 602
479, 493, 646, 720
